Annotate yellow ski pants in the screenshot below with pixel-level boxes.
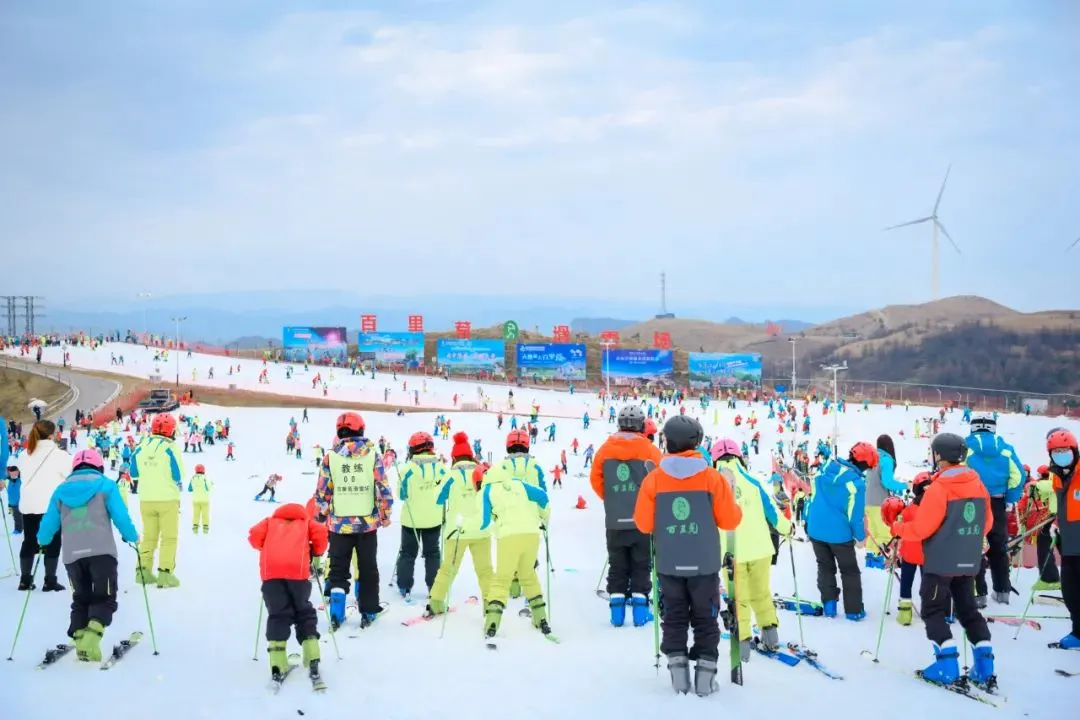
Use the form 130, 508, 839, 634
865, 507, 892, 550
736, 557, 778, 641
429, 536, 494, 612
140, 500, 181, 571
488, 533, 543, 606
192, 501, 210, 528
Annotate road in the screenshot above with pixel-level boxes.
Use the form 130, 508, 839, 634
0, 354, 121, 427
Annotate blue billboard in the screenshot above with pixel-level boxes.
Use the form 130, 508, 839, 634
604, 348, 673, 386
356, 332, 424, 369
282, 326, 348, 362
436, 339, 506, 376
687, 352, 762, 388
516, 343, 586, 381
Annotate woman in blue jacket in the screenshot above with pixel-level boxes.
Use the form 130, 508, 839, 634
864, 434, 906, 568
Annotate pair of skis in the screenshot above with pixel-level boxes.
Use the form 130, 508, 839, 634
401, 595, 479, 626
268, 653, 327, 693
36, 631, 143, 671
860, 650, 1005, 707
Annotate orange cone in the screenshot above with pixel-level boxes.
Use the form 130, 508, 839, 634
575, 495, 587, 510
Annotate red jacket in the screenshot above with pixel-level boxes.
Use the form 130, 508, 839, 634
249, 503, 329, 582
897, 504, 924, 566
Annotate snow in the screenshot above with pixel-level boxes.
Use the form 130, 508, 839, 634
3, 342, 1078, 720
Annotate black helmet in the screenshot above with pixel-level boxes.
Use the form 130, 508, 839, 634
663, 416, 703, 454
617, 405, 646, 433
931, 433, 967, 464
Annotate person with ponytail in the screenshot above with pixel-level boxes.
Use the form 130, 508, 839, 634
15, 419, 72, 591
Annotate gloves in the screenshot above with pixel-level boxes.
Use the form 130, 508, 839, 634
310, 556, 323, 578
889, 519, 902, 537
315, 514, 327, 524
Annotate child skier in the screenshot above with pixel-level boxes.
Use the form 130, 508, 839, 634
890, 433, 995, 688
130, 413, 184, 588
36, 449, 139, 662
395, 430, 450, 601
188, 463, 212, 533
1045, 428, 1080, 650
712, 437, 790, 660
485, 429, 546, 600
634, 416, 742, 697
881, 472, 932, 626
248, 502, 329, 684
5, 465, 22, 534
255, 473, 283, 502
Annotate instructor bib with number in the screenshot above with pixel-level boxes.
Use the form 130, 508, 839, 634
329, 451, 377, 517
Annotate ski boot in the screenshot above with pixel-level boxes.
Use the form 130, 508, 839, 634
329, 588, 347, 630
268, 640, 289, 679
192, 524, 199, 534
739, 639, 752, 662
202, 525, 209, 534
974, 594, 988, 609
42, 576, 66, 592
301, 636, 320, 669
608, 593, 626, 627
17, 576, 35, 591
135, 566, 156, 585
1056, 633, 1080, 650
360, 606, 384, 629
76, 620, 104, 662
631, 593, 653, 627
823, 599, 838, 618
968, 641, 997, 691
156, 569, 180, 589
483, 600, 505, 637
991, 590, 1010, 605
1033, 579, 1062, 592
864, 552, 885, 569
897, 599, 913, 626
666, 653, 691, 694
920, 641, 960, 685
693, 657, 719, 697
509, 576, 522, 599
526, 595, 548, 630
846, 609, 866, 622
353, 580, 361, 604
398, 587, 412, 603
759, 625, 781, 652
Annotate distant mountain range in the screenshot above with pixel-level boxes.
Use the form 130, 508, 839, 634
571, 316, 814, 335
42, 289, 838, 344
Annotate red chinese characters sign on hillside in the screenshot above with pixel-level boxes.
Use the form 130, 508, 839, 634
408, 314, 424, 332
599, 331, 620, 344
455, 321, 472, 339
653, 331, 671, 349
553, 325, 571, 343
361, 314, 377, 333
765, 321, 782, 337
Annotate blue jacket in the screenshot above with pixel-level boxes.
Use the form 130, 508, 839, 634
877, 449, 906, 495
965, 432, 1023, 503
807, 458, 866, 544
1, 416, 9, 473
37, 468, 139, 547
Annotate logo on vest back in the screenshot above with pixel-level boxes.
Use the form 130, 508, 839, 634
616, 463, 631, 482
963, 501, 976, 523
672, 496, 691, 522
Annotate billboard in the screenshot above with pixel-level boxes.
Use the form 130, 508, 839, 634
355, 332, 424, 369
282, 326, 348, 362
516, 343, 586, 381
604, 348, 673, 386
687, 352, 763, 388
436, 339, 506, 376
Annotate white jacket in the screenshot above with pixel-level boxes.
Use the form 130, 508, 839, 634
16, 440, 72, 515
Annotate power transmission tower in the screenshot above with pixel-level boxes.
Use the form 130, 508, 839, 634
2, 296, 16, 337
655, 271, 675, 319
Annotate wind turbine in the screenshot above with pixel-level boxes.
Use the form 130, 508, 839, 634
1068, 237, 1079, 253
884, 165, 961, 301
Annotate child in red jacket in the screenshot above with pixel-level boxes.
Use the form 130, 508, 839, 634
882, 472, 932, 626
249, 502, 329, 684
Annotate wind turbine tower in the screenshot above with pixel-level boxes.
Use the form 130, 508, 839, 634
884, 165, 961, 301
655, 271, 675, 319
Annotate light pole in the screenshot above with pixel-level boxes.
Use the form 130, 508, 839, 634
600, 339, 616, 398
822, 361, 848, 453
171, 316, 187, 387
787, 337, 798, 397
137, 292, 152, 341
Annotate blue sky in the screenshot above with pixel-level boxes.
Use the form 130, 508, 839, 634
2, 1, 1078, 312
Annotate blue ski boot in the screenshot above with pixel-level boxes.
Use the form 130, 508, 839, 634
921, 641, 960, 685
823, 600, 838, 618
846, 610, 866, 622
329, 588, 347, 630
968, 642, 996, 687
609, 593, 626, 627
864, 552, 885, 569
631, 593, 653, 627
1057, 633, 1080, 650
353, 580, 361, 604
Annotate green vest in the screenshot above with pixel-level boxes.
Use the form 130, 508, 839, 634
328, 451, 377, 518
398, 456, 446, 529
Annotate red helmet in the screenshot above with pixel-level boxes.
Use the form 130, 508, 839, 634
408, 431, 435, 451
1037, 464, 1050, 478
1047, 429, 1078, 452
472, 462, 490, 490
644, 418, 658, 436
849, 441, 879, 469
912, 471, 932, 487
880, 496, 906, 526
151, 413, 177, 437
336, 412, 365, 435
195, 464, 205, 474
506, 429, 530, 450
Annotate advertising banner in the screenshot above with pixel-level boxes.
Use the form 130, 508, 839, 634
687, 352, 763, 388
355, 332, 424, 369
604, 348, 673, 386
436, 339, 505, 376
282, 326, 348, 362
516, 343, 586, 381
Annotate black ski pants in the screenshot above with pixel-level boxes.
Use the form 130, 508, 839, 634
920, 573, 990, 646
658, 573, 721, 661
1061, 554, 1080, 638
605, 528, 651, 596
19, 513, 61, 581
328, 530, 380, 613
976, 496, 1010, 596
395, 525, 441, 594
1037, 524, 1061, 583
261, 579, 319, 643
66, 555, 118, 638
811, 539, 863, 614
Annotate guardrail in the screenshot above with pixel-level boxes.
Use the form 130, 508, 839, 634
0, 354, 79, 420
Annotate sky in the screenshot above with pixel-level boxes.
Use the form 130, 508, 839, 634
2, 0, 1079, 312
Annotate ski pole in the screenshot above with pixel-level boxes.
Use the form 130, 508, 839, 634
543, 526, 553, 623
868, 541, 897, 663
650, 541, 660, 674
1013, 533, 1058, 640
131, 543, 159, 655
252, 598, 264, 661
6, 554, 40, 661
314, 571, 341, 660
595, 558, 608, 598
787, 528, 806, 649
0, 497, 14, 571
439, 526, 463, 640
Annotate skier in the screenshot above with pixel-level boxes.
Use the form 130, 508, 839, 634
964, 413, 1024, 606
36, 449, 139, 662
806, 442, 874, 620
315, 412, 393, 629
4, 464, 22, 535
1045, 428, 1079, 649
130, 413, 184, 588
881, 472, 932, 626
634, 416, 742, 696
255, 473, 283, 502
712, 437, 790, 659
889, 432, 995, 688
188, 463, 212, 533
248, 501, 329, 684
480, 454, 553, 640
863, 434, 903, 569
588, 405, 662, 626
485, 428, 545, 600
395, 431, 450, 601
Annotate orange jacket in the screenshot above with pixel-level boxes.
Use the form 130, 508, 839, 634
892, 465, 991, 545
1052, 470, 1080, 523
590, 431, 663, 500
897, 503, 924, 565
633, 451, 743, 534
249, 503, 329, 582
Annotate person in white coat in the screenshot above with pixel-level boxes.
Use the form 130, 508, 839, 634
16, 420, 72, 591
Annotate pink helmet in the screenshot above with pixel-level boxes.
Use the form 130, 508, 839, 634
72, 449, 105, 471
710, 438, 742, 460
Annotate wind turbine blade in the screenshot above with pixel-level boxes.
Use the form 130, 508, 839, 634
884, 216, 933, 231
935, 219, 961, 254
1067, 236, 1080, 252
932, 164, 952, 215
